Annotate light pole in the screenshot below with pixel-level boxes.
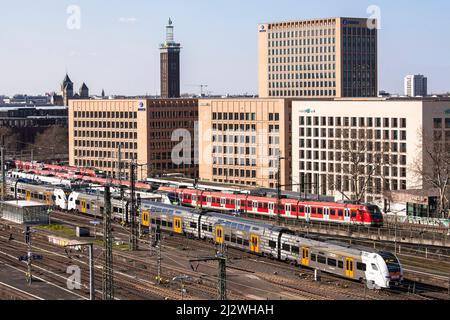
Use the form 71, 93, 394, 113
172, 275, 192, 300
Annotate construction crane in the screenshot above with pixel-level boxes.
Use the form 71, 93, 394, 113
187, 84, 208, 97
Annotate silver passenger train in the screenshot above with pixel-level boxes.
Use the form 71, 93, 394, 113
141, 202, 403, 290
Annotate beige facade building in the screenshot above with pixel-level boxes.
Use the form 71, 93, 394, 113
69, 99, 198, 180
258, 17, 378, 99
292, 98, 450, 203
198, 98, 292, 189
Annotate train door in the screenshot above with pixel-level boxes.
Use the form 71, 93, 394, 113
324, 208, 329, 221
250, 235, 259, 253
236, 199, 241, 212
191, 194, 197, 207
45, 192, 52, 205
173, 217, 182, 234
346, 258, 354, 278
285, 204, 291, 217
206, 196, 212, 208
26, 190, 31, 201
344, 209, 351, 223
81, 200, 87, 214
142, 211, 150, 227
221, 197, 226, 209
268, 202, 275, 215
301, 247, 310, 266
215, 225, 224, 244
305, 206, 311, 222
252, 201, 258, 213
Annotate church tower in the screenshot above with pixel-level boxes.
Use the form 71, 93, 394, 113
61, 74, 74, 106
160, 18, 181, 98
79, 82, 89, 99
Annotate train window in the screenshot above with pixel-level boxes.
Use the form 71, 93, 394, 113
258, 202, 263, 208
231, 235, 237, 243
168, 222, 173, 228
113, 207, 118, 213
263, 203, 268, 209
282, 243, 291, 252
371, 264, 378, 271
291, 246, 300, 254
202, 224, 208, 231
225, 235, 230, 242
338, 261, 344, 269
87, 204, 90, 209
75, 200, 80, 205
10, 187, 14, 192
327, 258, 337, 267
299, 206, 304, 213
247, 201, 252, 207
231, 200, 235, 206
330, 209, 336, 216
317, 255, 327, 264
208, 225, 213, 232
237, 238, 243, 245
162, 220, 167, 227
190, 222, 197, 229
338, 210, 344, 217
292, 206, 297, 213
226, 199, 231, 205
351, 210, 357, 218
311, 207, 317, 214
318, 208, 323, 214
310, 254, 317, 262
269, 240, 277, 249
243, 239, 249, 247
119, 208, 123, 214
151, 219, 156, 224
156, 219, 161, 225
52, 196, 56, 201
357, 262, 366, 271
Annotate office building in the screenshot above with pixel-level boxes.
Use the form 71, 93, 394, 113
291, 98, 450, 203
198, 98, 292, 189
404, 74, 428, 97
258, 17, 378, 98
69, 99, 198, 180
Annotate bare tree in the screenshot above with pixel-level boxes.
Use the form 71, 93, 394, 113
30, 126, 68, 157
412, 131, 450, 218
329, 128, 391, 203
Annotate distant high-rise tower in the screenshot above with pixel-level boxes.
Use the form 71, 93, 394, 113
160, 18, 181, 98
404, 75, 428, 97
61, 74, 74, 106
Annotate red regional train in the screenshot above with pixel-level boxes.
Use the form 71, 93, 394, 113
159, 187, 384, 227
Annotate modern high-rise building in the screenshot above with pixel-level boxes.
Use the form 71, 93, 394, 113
69, 98, 198, 180
258, 17, 378, 99
404, 74, 428, 97
160, 18, 181, 98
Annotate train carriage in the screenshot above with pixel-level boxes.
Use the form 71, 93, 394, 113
7, 180, 69, 210
159, 187, 384, 227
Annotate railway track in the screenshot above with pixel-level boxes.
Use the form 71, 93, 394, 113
3, 210, 447, 300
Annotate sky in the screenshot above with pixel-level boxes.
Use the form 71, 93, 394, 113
0, 0, 449, 96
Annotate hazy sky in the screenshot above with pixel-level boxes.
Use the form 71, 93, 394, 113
0, 0, 449, 96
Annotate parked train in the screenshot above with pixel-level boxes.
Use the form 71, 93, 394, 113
158, 187, 384, 227
140, 202, 402, 289
7, 180, 70, 210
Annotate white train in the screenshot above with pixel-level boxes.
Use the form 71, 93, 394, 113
142, 203, 404, 289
